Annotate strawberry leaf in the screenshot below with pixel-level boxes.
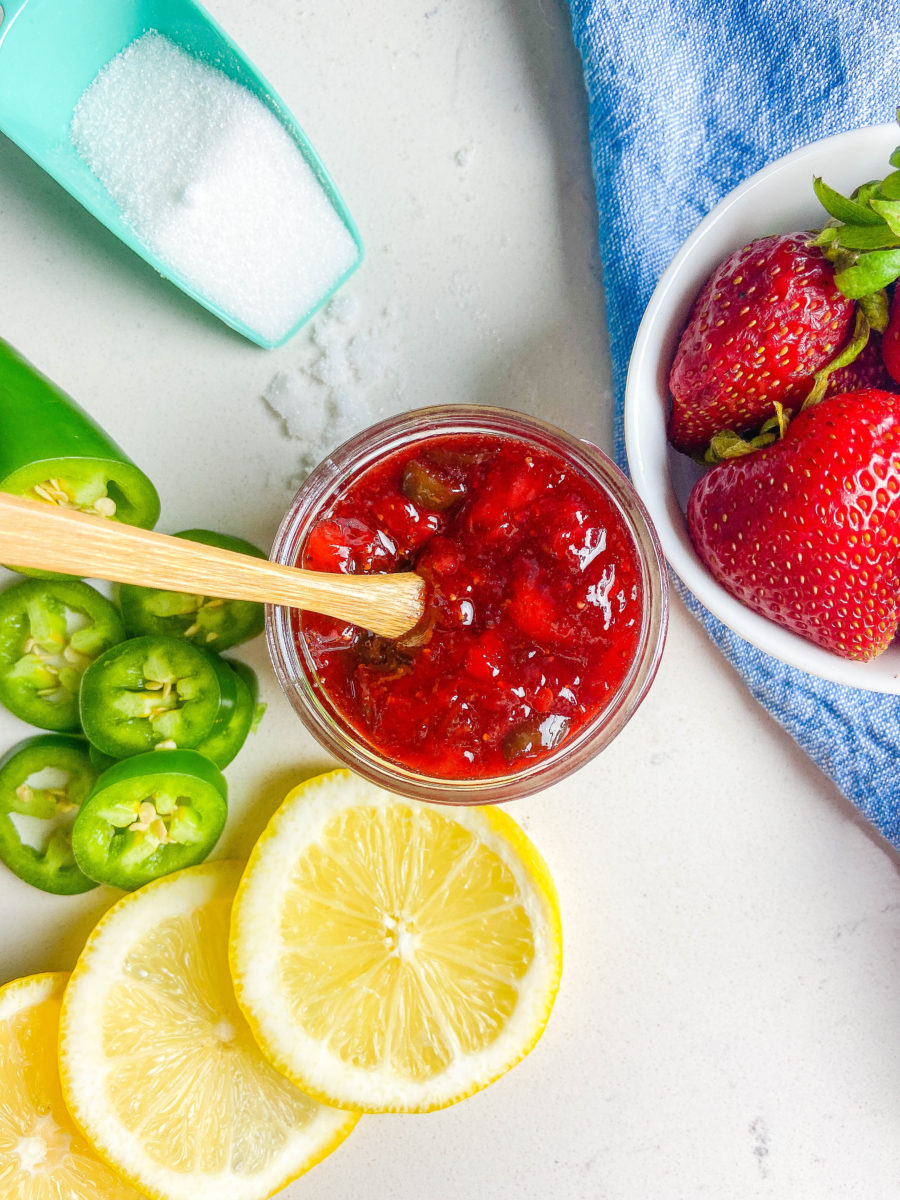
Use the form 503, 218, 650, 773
878, 170, 900, 200
854, 180, 882, 206
834, 249, 900, 297
814, 176, 883, 225
869, 197, 900, 236
890, 145, 900, 168
704, 426, 780, 464
759, 402, 790, 440
836, 223, 900, 249
812, 226, 838, 248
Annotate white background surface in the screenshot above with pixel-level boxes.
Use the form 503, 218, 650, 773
1, 2, 899, 1198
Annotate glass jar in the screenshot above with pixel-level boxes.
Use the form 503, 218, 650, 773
266, 405, 668, 804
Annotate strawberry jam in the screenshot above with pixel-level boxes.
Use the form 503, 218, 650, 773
293, 430, 645, 780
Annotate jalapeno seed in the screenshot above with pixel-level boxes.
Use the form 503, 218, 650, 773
21, 606, 95, 701
103, 790, 206, 868
28, 474, 118, 518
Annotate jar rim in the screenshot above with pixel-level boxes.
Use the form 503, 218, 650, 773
266, 405, 669, 804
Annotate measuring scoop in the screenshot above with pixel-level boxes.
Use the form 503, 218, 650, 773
0, 0, 363, 348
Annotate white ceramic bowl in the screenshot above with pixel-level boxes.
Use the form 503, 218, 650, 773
625, 123, 900, 693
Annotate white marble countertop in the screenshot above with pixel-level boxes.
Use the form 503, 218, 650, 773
1, 1, 899, 1197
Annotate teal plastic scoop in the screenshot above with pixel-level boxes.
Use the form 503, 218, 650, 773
0, 0, 363, 348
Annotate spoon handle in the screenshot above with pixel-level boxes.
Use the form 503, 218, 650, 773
0, 493, 424, 638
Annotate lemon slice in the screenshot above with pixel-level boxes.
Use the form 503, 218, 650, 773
230, 770, 563, 1113
58, 861, 358, 1200
0, 972, 143, 1199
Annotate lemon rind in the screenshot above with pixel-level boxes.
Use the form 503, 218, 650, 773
0, 970, 66, 1022
58, 860, 358, 1200
0, 971, 149, 1200
230, 771, 563, 1114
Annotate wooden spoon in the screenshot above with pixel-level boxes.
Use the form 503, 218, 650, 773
0, 493, 425, 638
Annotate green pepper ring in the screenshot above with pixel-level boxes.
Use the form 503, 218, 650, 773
86, 659, 258, 771
0, 578, 125, 732
195, 660, 258, 768
117, 529, 265, 651
71, 749, 227, 891
2, 457, 160, 531
79, 635, 237, 758
0, 734, 99, 894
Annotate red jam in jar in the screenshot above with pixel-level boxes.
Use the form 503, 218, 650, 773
294, 430, 645, 780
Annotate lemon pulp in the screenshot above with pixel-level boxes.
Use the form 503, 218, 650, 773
59, 861, 357, 1200
231, 771, 563, 1113
0, 972, 142, 1200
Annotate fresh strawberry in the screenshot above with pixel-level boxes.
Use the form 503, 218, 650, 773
883, 289, 900, 385
668, 233, 854, 453
687, 389, 900, 660
826, 331, 893, 396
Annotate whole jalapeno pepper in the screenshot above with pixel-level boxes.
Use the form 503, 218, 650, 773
0, 734, 99, 893
0, 578, 125, 730
117, 529, 265, 651
71, 749, 227, 890
0, 338, 160, 577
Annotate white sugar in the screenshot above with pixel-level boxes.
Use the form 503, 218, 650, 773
262, 296, 406, 481
71, 32, 358, 343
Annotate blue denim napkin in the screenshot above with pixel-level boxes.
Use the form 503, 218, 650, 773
567, 0, 900, 848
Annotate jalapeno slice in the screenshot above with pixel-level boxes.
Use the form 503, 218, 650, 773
89, 744, 119, 773
79, 636, 236, 757
71, 749, 227, 890
0, 339, 160, 578
117, 529, 265, 651
194, 660, 258, 768
0, 579, 125, 731
0, 734, 99, 894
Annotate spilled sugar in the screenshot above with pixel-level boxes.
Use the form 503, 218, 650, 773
71, 32, 359, 343
263, 295, 406, 483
